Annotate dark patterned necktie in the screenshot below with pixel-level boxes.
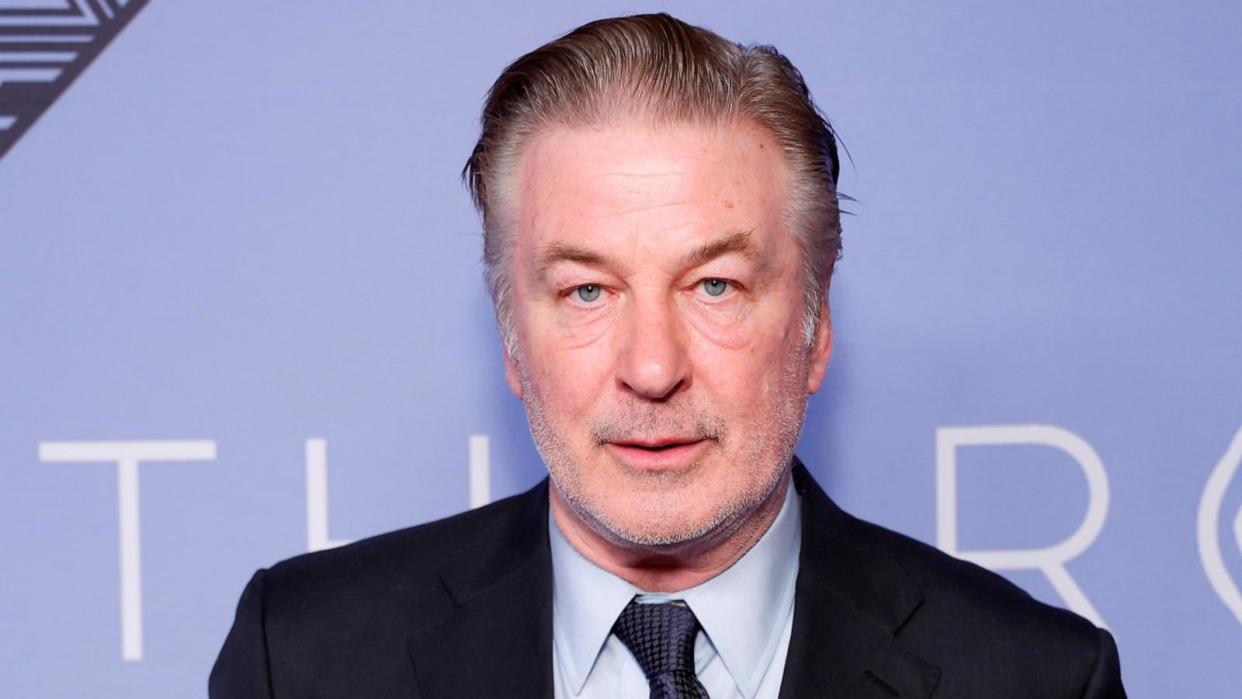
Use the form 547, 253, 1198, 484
612, 598, 710, 699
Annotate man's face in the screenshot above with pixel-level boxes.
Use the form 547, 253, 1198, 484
504, 119, 832, 548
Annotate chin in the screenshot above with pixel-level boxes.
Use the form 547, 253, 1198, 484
575, 484, 755, 549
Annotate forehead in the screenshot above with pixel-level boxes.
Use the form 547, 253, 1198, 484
511, 119, 791, 256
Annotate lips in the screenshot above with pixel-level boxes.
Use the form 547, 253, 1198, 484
612, 437, 700, 450
603, 437, 709, 470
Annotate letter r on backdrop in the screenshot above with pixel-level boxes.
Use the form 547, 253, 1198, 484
936, 425, 1110, 628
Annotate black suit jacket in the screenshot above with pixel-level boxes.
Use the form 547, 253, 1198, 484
210, 462, 1126, 697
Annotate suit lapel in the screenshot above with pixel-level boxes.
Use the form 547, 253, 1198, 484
779, 462, 941, 698
406, 481, 554, 699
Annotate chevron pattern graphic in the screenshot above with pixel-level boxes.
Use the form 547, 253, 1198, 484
0, 0, 148, 159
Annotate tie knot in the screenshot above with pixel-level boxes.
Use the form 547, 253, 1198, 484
612, 598, 709, 698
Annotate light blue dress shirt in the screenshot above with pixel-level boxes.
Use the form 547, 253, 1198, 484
549, 483, 802, 699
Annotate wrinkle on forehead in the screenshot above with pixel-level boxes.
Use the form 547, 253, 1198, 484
521, 120, 773, 181
511, 120, 792, 282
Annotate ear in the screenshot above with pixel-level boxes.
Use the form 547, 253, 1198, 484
806, 298, 834, 394
503, 343, 524, 399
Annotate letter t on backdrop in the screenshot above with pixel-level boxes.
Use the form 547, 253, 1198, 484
38, 440, 217, 661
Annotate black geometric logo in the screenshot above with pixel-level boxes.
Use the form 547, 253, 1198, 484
0, 0, 149, 160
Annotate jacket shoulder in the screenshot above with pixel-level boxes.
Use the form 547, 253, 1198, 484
211, 482, 550, 697
852, 514, 1093, 634
843, 513, 1120, 696
263, 481, 545, 611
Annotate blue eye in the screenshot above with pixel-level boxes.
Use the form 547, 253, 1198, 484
575, 284, 602, 303
702, 279, 730, 297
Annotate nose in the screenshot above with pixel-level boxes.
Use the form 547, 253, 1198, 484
615, 296, 690, 401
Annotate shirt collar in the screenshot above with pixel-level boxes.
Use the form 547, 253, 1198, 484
549, 482, 802, 698
549, 511, 642, 694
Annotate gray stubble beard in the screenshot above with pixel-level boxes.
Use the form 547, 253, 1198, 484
516, 343, 811, 551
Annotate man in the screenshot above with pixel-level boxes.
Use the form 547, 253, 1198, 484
211, 13, 1125, 698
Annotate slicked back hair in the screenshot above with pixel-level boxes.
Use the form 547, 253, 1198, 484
463, 13, 843, 351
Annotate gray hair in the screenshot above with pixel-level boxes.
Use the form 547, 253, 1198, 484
463, 13, 843, 353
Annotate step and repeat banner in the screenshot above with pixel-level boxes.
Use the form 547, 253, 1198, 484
1, 1, 1239, 696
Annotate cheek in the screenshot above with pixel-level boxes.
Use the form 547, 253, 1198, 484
523, 344, 606, 420
516, 304, 609, 390
524, 289, 617, 352
692, 325, 806, 408
690, 340, 767, 404
686, 296, 806, 385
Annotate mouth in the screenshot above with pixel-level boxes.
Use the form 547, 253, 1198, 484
603, 437, 710, 470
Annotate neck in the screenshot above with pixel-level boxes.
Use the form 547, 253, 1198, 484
549, 470, 791, 593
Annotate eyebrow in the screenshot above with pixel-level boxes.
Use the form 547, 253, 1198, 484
532, 241, 618, 280
679, 228, 758, 268
532, 228, 760, 280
